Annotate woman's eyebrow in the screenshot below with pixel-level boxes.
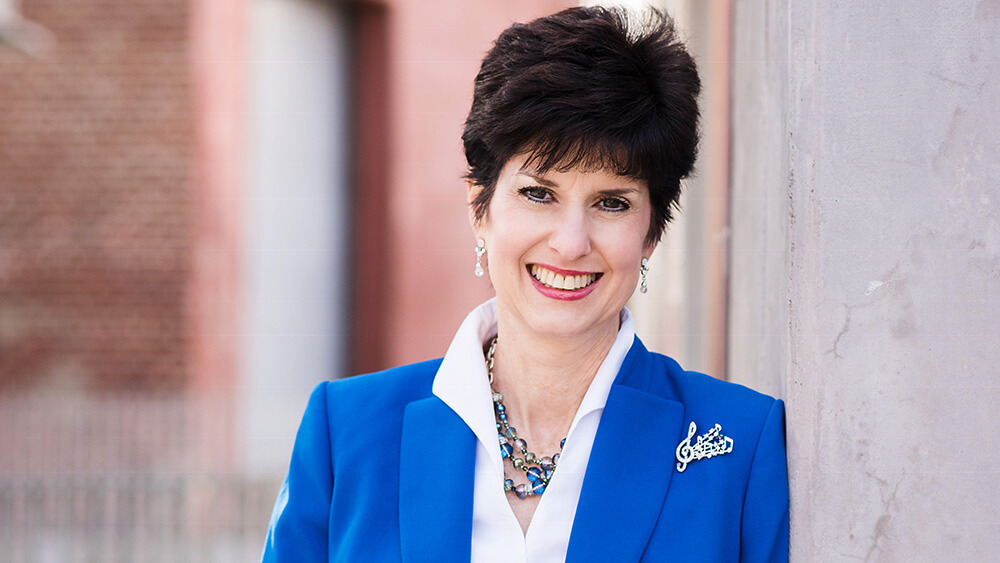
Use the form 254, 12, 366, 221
596, 187, 640, 197
515, 170, 558, 187
516, 171, 641, 196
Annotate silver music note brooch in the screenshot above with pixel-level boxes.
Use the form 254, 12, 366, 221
674, 421, 734, 473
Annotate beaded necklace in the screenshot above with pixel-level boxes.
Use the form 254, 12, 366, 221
486, 336, 566, 499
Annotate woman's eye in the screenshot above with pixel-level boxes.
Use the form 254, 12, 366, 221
519, 187, 551, 203
599, 197, 631, 212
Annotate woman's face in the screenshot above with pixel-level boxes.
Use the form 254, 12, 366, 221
471, 153, 656, 342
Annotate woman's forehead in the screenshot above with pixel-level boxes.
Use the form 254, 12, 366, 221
511, 153, 644, 184
515, 135, 643, 176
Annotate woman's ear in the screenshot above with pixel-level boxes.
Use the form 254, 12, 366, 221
466, 179, 479, 204
467, 180, 484, 231
642, 239, 659, 259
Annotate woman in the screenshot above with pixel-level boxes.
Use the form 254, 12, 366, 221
262, 6, 788, 562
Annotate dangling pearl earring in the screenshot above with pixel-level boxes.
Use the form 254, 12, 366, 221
475, 238, 486, 277
639, 257, 649, 293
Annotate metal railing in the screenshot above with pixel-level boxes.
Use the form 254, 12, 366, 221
0, 393, 282, 562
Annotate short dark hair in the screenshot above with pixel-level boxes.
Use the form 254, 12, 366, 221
463, 6, 701, 246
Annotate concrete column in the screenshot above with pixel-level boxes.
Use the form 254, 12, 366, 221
730, 0, 1000, 558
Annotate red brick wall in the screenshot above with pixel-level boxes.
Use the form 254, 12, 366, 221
0, 0, 579, 388
0, 0, 194, 390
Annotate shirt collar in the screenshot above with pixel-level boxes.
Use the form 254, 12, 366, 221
432, 298, 636, 467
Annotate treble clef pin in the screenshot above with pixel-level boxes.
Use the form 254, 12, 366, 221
675, 421, 698, 472
675, 420, 734, 473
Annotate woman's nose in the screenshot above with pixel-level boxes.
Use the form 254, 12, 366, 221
548, 210, 592, 260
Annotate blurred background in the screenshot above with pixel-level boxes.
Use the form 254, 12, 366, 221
0, 0, 732, 559
2, 0, 998, 560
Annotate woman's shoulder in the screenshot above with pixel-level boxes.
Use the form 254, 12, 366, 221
642, 349, 782, 431
306, 358, 443, 429
640, 347, 775, 399
290, 359, 446, 451
322, 357, 442, 403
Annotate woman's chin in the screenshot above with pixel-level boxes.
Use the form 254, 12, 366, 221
514, 302, 620, 343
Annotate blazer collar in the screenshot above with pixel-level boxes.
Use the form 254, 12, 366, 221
399, 396, 476, 562
566, 338, 686, 560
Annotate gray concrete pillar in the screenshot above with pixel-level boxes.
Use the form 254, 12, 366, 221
730, 0, 1000, 558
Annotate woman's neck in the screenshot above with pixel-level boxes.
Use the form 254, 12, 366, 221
489, 311, 620, 450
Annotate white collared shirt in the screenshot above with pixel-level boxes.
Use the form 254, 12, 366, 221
432, 298, 636, 563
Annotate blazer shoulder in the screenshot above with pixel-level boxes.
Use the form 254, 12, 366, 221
328, 357, 441, 393
646, 350, 776, 403
325, 357, 441, 405
643, 350, 781, 440
314, 358, 442, 432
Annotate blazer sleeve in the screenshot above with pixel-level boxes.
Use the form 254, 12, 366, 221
261, 382, 333, 562
739, 398, 789, 563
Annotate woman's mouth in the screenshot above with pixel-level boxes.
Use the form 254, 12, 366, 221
529, 264, 601, 291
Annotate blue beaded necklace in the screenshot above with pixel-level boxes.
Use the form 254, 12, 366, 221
486, 337, 566, 499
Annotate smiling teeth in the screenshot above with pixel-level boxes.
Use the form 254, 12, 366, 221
530, 265, 598, 290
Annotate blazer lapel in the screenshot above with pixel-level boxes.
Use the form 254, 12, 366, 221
399, 396, 476, 562
566, 342, 685, 561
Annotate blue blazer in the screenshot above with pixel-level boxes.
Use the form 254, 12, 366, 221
262, 338, 788, 562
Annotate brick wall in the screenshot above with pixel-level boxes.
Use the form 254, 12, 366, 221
0, 0, 193, 390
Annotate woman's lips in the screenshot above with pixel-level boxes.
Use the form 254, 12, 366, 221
528, 264, 602, 300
